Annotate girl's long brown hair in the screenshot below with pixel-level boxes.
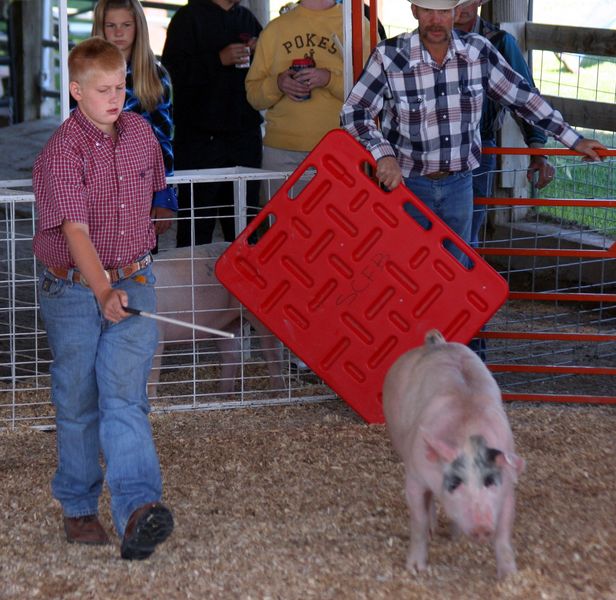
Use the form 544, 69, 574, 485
92, 0, 163, 113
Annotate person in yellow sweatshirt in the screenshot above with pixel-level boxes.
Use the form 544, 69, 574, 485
245, 0, 371, 200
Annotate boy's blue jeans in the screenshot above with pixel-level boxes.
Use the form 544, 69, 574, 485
38, 263, 162, 537
403, 170, 474, 262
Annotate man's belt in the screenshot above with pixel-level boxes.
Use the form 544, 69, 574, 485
425, 171, 454, 180
47, 254, 153, 287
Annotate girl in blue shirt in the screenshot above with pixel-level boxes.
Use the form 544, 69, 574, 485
92, 0, 177, 230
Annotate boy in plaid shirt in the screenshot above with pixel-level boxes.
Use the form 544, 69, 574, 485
33, 37, 173, 560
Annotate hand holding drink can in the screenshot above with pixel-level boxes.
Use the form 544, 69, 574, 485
236, 33, 254, 69
290, 57, 316, 100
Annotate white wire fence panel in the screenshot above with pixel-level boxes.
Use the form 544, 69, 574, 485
0, 189, 51, 428
0, 169, 336, 430
148, 242, 333, 414
532, 50, 616, 106
2, 160, 615, 428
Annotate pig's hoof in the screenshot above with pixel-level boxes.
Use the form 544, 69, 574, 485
406, 554, 427, 573
497, 563, 517, 580
496, 545, 517, 579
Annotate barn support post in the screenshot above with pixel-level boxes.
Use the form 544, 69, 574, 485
9, 0, 42, 123
483, 0, 532, 226
58, 0, 70, 121
484, 0, 529, 24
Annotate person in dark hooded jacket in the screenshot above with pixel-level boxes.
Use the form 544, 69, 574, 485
162, 0, 263, 246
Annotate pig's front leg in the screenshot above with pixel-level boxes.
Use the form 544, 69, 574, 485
405, 479, 432, 572
428, 493, 437, 540
247, 312, 285, 390
493, 488, 517, 579
215, 329, 241, 394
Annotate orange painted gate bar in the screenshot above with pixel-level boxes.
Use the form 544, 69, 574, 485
477, 146, 616, 405
215, 130, 509, 423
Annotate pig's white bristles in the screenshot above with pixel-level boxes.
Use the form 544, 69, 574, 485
125, 306, 235, 338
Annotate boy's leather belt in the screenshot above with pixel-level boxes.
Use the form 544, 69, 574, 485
47, 254, 153, 287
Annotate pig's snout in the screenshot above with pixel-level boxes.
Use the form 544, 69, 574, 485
470, 525, 493, 544
468, 507, 495, 543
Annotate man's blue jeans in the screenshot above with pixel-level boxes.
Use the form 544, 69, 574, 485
470, 140, 497, 248
403, 170, 485, 358
403, 170, 474, 264
38, 263, 162, 536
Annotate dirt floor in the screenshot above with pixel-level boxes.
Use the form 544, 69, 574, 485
1, 400, 615, 600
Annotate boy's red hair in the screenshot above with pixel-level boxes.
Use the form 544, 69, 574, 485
68, 36, 125, 82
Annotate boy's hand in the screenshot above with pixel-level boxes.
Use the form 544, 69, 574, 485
99, 288, 129, 323
61, 220, 133, 323
150, 207, 174, 235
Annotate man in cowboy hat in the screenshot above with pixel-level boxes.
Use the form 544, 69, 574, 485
341, 0, 604, 257
455, 0, 555, 247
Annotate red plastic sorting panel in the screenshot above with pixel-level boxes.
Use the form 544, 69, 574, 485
215, 129, 509, 423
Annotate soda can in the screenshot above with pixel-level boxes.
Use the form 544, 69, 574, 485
290, 57, 315, 101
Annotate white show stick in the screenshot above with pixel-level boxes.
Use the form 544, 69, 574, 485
124, 306, 235, 339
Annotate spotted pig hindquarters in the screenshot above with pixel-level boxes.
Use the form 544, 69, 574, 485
382, 329, 525, 579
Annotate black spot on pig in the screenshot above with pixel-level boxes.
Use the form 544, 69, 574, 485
470, 435, 503, 487
444, 454, 467, 493
443, 437, 504, 493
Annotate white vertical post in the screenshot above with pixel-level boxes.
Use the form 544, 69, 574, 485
233, 177, 248, 237
58, 0, 70, 122
41, 0, 53, 117
342, 0, 353, 99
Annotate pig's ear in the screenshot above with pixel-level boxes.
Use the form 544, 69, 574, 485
495, 452, 526, 482
421, 429, 458, 463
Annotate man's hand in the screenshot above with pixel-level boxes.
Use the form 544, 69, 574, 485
150, 207, 174, 235
376, 156, 403, 190
219, 43, 251, 67
573, 138, 607, 162
277, 69, 311, 102
527, 155, 556, 190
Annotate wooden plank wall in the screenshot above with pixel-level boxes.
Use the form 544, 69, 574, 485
526, 23, 616, 131
496, 22, 615, 200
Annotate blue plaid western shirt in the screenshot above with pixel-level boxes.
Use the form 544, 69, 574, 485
341, 30, 582, 177
125, 62, 174, 177
125, 61, 177, 211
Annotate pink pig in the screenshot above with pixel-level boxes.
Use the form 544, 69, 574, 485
149, 243, 284, 397
382, 330, 525, 579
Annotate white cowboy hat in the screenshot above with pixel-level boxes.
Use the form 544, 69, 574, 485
408, 0, 466, 8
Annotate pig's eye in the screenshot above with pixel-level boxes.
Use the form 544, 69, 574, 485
446, 475, 462, 493
484, 474, 496, 487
